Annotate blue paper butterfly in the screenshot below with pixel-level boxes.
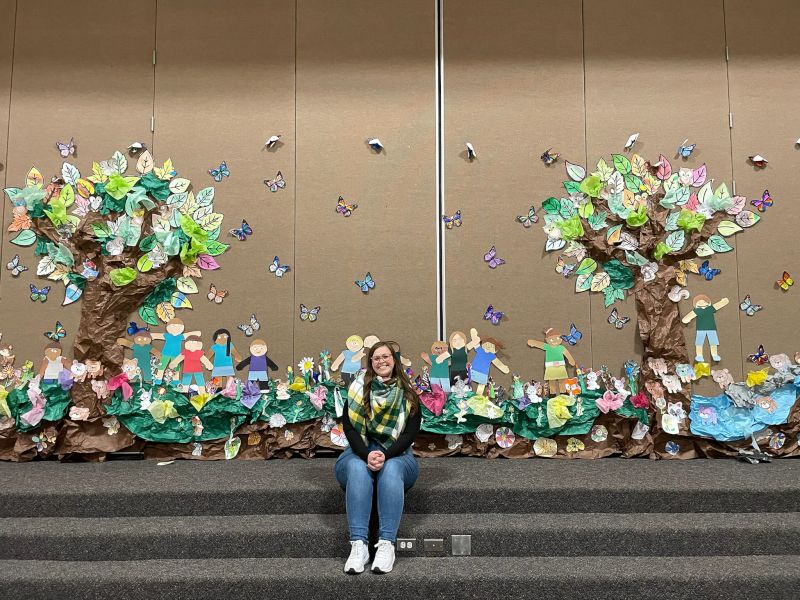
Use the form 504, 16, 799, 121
208, 161, 230, 182
561, 323, 583, 346
30, 284, 51, 302
127, 321, 149, 336
355, 272, 375, 293
699, 260, 721, 281
676, 140, 696, 158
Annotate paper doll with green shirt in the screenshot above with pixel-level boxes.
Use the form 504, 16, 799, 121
681, 294, 729, 362
527, 327, 576, 395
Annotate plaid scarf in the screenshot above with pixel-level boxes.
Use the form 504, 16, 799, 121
347, 375, 408, 447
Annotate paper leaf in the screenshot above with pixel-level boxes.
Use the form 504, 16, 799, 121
630, 154, 647, 178
37, 256, 56, 276
605, 170, 624, 196
47, 263, 70, 282
198, 212, 223, 232
136, 150, 154, 174
697, 181, 713, 206
665, 230, 685, 253
110, 267, 137, 287
563, 181, 581, 195
590, 271, 611, 292
656, 155, 672, 180
196, 254, 220, 270
735, 210, 760, 228
542, 197, 560, 215
695, 243, 714, 257
714, 182, 730, 200
717, 220, 743, 237
170, 291, 192, 309
594, 158, 613, 181
204, 240, 230, 257
616, 232, 639, 251
691, 164, 707, 187
166, 192, 188, 208
624, 250, 648, 266
603, 286, 625, 308
137, 254, 153, 273
664, 211, 680, 232
139, 304, 159, 326
612, 154, 632, 175
707, 234, 733, 253
576, 258, 598, 275
195, 187, 215, 207
154, 158, 174, 180
26, 167, 43, 188
156, 302, 176, 323
565, 161, 586, 182
61, 162, 80, 186
587, 210, 608, 231
578, 201, 594, 219
726, 196, 746, 215
76, 178, 95, 199
575, 273, 593, 293
176, 276, 199, 294
169, 178, 191, 194
59, 183, 75, 208
606, 224, 622, 245
109, 151, 128, 175
623, 173, 643, 194
10, 230, 36, 246
545, 237, 566, 252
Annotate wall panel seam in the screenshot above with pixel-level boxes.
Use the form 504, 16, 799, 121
0, 0, 19, 292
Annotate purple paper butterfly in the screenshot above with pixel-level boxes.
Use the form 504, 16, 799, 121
484, 246, 505, 269
483, 304, 503, 325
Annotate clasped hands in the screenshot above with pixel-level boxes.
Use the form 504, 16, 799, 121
367, 450, 386, 472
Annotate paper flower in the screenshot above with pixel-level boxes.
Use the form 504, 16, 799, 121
298, 356, 315, 375
148, 399, 178, 424
630, 391, 649, 409
566, 437, 585, 453
596, 390, 624, 414
494, 426, 515, 449
694, 362, 711, 379
746, 368, 769, 388
556, 215, 584, 241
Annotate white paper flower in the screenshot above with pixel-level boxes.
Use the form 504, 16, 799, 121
298, 356, 314, 375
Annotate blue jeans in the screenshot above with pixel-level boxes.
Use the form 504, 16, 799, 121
334, 441, 419, 544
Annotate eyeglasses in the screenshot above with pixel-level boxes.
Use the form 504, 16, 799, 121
371, 354, 393, 364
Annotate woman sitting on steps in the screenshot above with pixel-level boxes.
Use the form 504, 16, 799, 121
334, 340, 421, 575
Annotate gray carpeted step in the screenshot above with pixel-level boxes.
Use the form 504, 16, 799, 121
1, 512, 798, 560
2, 556, 799, 600
2, 458, 799, 517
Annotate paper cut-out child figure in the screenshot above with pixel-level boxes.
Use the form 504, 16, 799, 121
169, 335, 212, 390
526, 328, 577, 395
681, 295, 729, 362
116, 330, 160, 384
236, 339, 279, 390
207, 329, 242, 385
39, 342, 70, 384
467, 330, 510, 396
150, 318, 201, 384
421, 340, 451, 393
436, 330, 480, 385
331, 335, 364, 388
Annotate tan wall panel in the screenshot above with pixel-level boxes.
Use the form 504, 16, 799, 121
726, 0, 800, 378
442, 0, 588, 385
295, 0, 437, 371
2, 0, 155, 364
0, 0, 14, 248
584, 0, 741, 391
153, 0, 296, 372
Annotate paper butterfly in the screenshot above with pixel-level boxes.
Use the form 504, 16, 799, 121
607, 308, 631, 329
355, 272, 375, 293
264, 135, 281, 149
264, 171, 285, 192
751, 189, 773, 213
777, 271, 794, 291
748, 155, 768, 168
555, 256, 575, 278
208, 161, 230, 182
44, 321, 66, 341
748, 344, 769, 366
6, 254, 28, 277
366, 138, 383, 152
268, 256, 290, 278
540, 148, 560, 165
127, 142, 147, 155
676, 140, 696, 158
465, 142, 476, 160
237, 314, 261, 337
442, 210, 462, 229
698, 260, 721, 281
207, 283, 228, 304
336, 196, 358, 217
483, 304, 503, 326
229, 219, 253, 241
483, 246, 505, 269
127, 321, 149, 335
299, 304, 320, 322
739, 295, 762, 317
56, 137, 76, 158
30, 284, 51, 302
624, 132, 639, 150
516, 206, 539, 228
561, 323, 583, 346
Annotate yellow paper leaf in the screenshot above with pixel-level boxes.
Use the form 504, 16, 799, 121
88, 161, 108, 184
154, 158, 175, 181
679, 259, 699, 274
590, 272, 611, 292
47, 263, 71, 282
156, 302, 176, 323
631, 154, 647, 178
26, 167, 43, 188
622, 189, 636, 209
76, 178, 95, 199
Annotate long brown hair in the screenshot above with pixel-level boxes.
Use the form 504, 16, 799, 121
362, 341, 419, 417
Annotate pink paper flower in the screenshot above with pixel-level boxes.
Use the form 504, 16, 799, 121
596, 390, 624, 414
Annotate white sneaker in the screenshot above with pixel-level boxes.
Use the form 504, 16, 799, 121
344, 540, 370, 575
371, 539, 395, 574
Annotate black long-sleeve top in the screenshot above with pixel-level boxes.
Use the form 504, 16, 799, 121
340, 407, 421, 461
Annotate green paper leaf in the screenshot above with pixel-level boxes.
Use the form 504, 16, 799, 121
575, 273, 593, 293
556, 215, 584, 241
708, 234, 733, 253
604, 259, 634, 290
664, 211, 680, 231
653, 241, 671, 261
61, 162, 80, 186
576, 258, 598, 275
10, 230, 36, 247
625, 205, 648, 228
606, 224, 622, 244
105, 173, 138, 200
677, 209, 705, 233
594, 158, 613, 181
562, 181, 581, 195
204, 240, 230, 257
110, 267, 137, 287
624, 250, 648, 266
565, 161, 586, 182
139, 234, 158, 253
579, 175, 603, 198
144, 278, 177, 308
623, 173, 643, 194
91, 222, 112, 240
612, 154, 632, 175
603, 286, 625, 307
558, 198, 576, 219
139, 304, 159, 327
171, 291, 193, 309
587, 210, 608, 231
665, 230, 686, 253
125, 186, 156, 216
195, 187, 215, 207
542, 197, 560, 215
139, 171, 171, 200
198, 212, 224, 232
717, 220, 743, 237
578, 201, 595, 218
137, 254, 153, 273
177, 277, 198, 294
607, 192, 629, 218
695, 243, 715, 257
